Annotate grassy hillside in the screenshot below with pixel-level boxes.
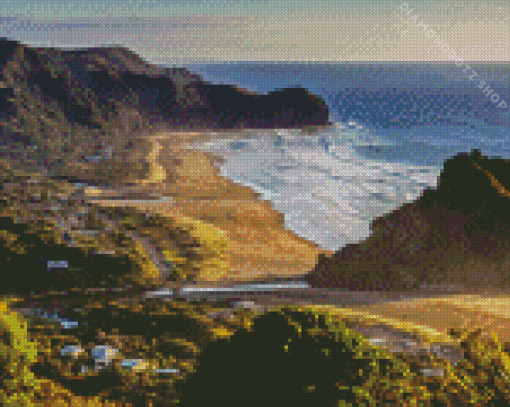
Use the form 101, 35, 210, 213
4, 294, 510, 406
0, 156, 237, 293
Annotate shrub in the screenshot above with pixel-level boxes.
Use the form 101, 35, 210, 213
0, 298, 121, 406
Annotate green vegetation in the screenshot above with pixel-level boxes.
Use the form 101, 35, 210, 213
2, 295, 245, 406
0, 157, 234, 293
0, 298, 122, 406
167, 214, 231, 281
96, 205, 232, 282
178, 305, 510, 407
2, 139, 510, 405
4, 294, 510, 406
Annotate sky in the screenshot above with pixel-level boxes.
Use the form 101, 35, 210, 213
0, 0, 508, 64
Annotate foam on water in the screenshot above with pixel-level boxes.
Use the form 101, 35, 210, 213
189, 123, 442, 251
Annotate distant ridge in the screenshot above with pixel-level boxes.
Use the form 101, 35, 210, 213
0, 39, 330, 182
0, 38, 329, 129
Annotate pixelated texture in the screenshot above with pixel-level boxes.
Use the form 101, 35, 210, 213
307, 151, 510, 292
2, 2, 510, 406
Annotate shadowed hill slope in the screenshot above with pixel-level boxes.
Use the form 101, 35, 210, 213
0, 38, 329, 184
306, 149, 510, 293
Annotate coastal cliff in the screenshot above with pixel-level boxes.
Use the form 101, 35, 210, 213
306, 149, 510, 293
0, 39, 332, 294
0, 37, 329, 153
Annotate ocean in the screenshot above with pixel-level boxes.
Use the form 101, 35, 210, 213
181, 62, 510, 252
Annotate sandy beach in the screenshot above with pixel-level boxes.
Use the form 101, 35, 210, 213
80, 126, 336, 282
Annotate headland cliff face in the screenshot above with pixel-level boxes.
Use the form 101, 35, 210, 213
306, 150, 510, 293
0, 38, 329, 177
0, 39, 332, 294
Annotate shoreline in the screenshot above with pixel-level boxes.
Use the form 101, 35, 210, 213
76, 125, 337, 281
156, 123, 336, 149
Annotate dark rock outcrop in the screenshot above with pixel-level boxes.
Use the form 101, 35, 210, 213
306, 149, 510, 293
197, 84, 330, 129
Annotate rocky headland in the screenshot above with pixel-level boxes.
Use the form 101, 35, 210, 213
306, 149, 510, 294
4, 38, 510, 406
0, 38, 333, 295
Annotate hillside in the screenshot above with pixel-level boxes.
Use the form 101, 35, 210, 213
306, 149, 510, 293
0, 39, 333, 293
0, 38, 329, 183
